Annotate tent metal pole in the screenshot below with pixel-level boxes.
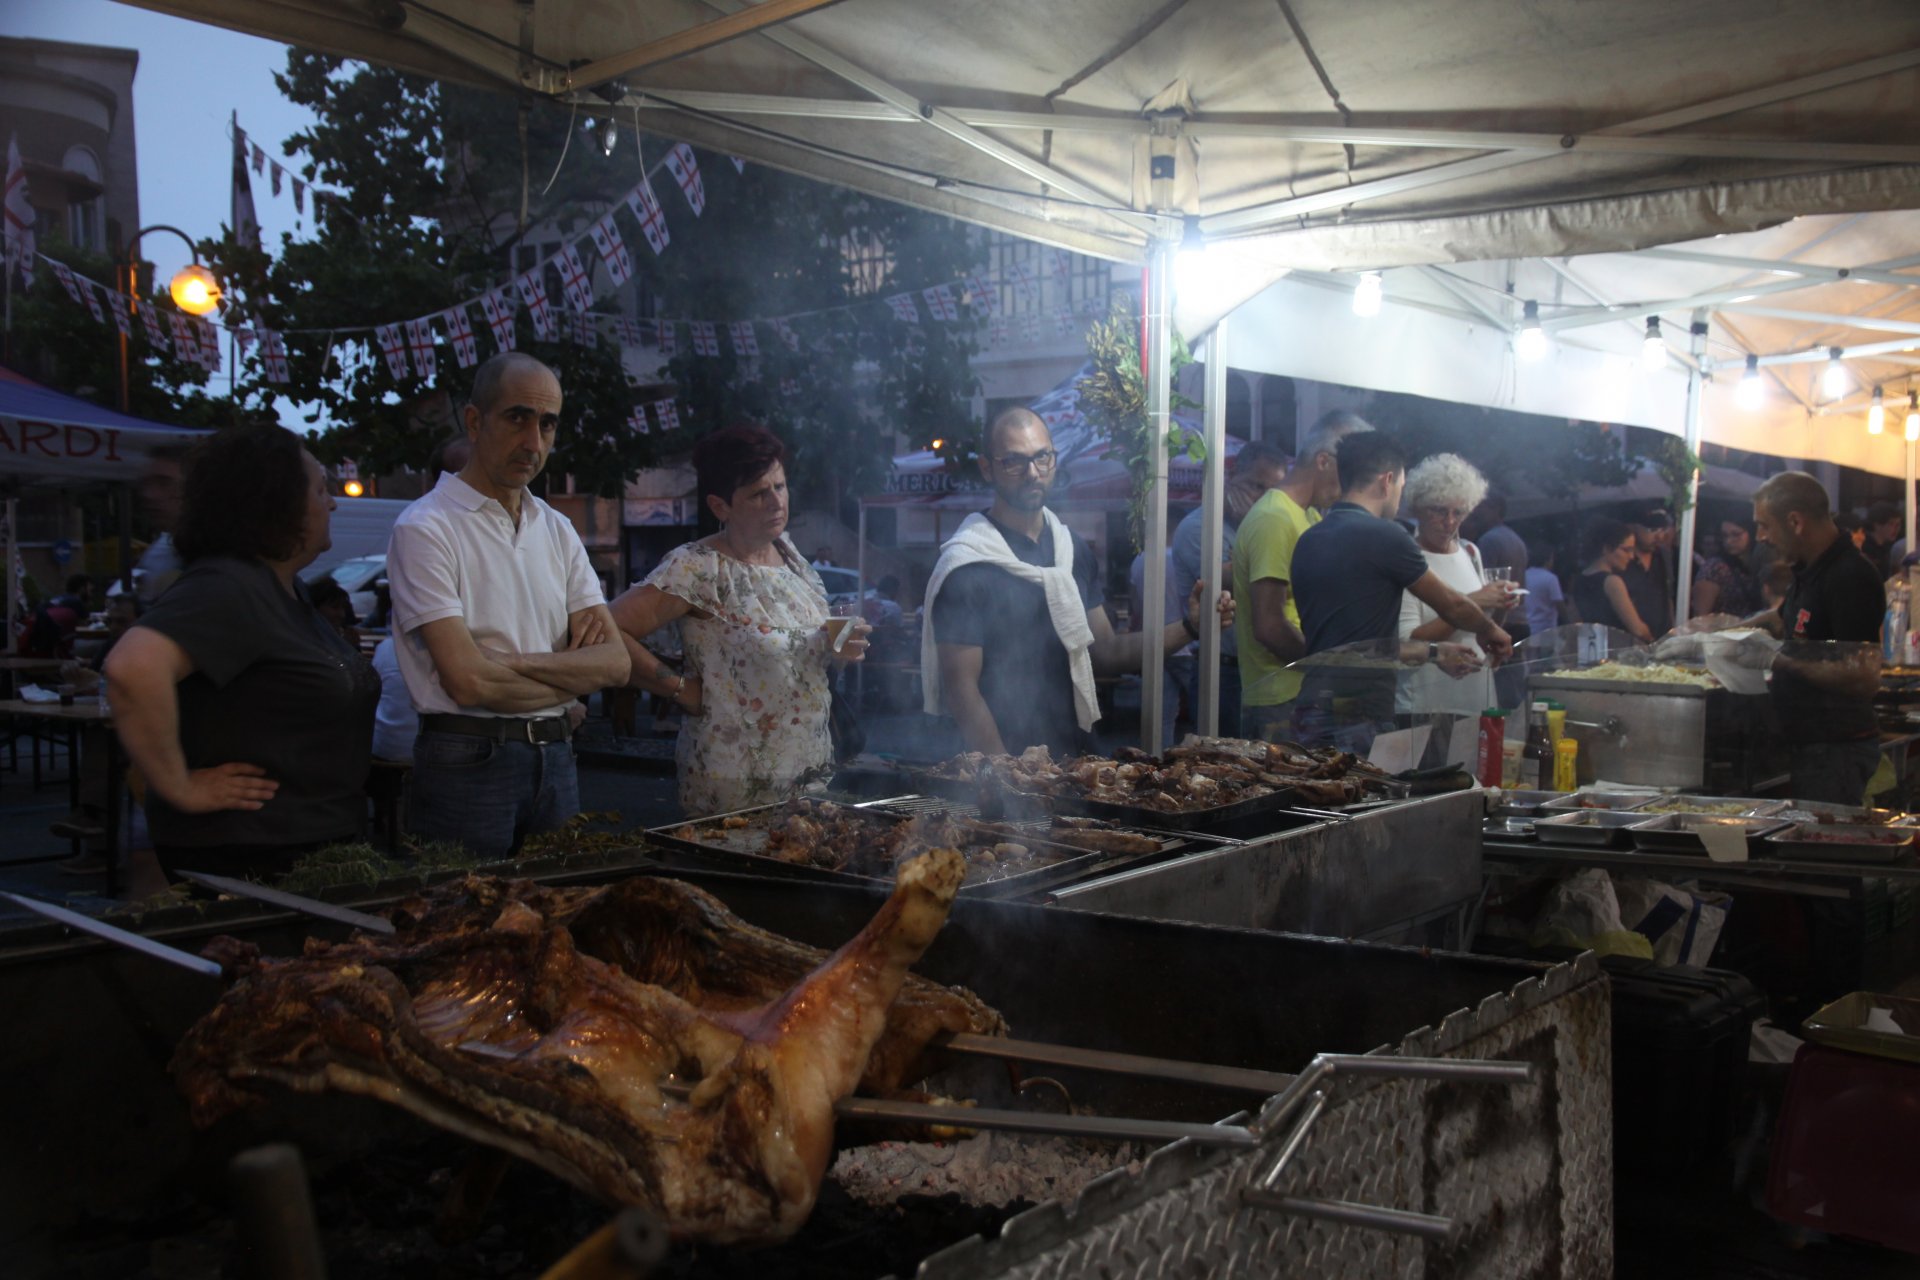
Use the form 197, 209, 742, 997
1141, 243, 1174, 751
856, 501, 867, 704
1197, 322, 1228, 738
1907, 439, 1916, 577
3, 497, 15, 656
1675, 314, 1709, 622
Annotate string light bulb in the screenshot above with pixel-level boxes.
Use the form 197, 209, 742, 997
1823, 348, 1848, 400
1869, 386, 1886, 435
597, 118, 619, 158
1640, 317, 1665, 370
1907, 390, 1919, 442
1352, 271, 1383, 318
1736, 353, 1764, 409
168, 263, 221, 316
1514, 300, 1549, 362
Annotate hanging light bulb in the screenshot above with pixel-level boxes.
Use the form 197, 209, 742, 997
1640, 317, 1665, 370
1823, 347, 1849, 400
1907, 390, 1919, 442
1352, 271, 1383, 318
597, 117, 619, 158
1514, 300, 1549, 362
1736, 353, 1764, 409
1869, 385, 1886, 435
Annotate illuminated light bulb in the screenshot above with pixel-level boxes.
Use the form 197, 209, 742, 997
1640, 317, 1665, 370
169, 263, 221, 316
1735, 354, 1764, 409
1352, 271, 1383, 318
1869, 386, 1886, 435
1823, 348, 1849, 400
598, 118, 619, 158
342, 479, 366, 498
1514, 300, 1549, 362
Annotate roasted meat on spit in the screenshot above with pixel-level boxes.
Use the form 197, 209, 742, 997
934, 737, 1392, 811
172, 849, 1000, 1243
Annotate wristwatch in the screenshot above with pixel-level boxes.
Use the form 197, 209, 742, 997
1428, 642, 1440, 664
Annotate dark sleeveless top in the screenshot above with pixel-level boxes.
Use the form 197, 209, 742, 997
1572, 570, 1627, 631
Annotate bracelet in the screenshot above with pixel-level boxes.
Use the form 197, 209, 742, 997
669, 674, 686, 703
1428, 641, 1440, 663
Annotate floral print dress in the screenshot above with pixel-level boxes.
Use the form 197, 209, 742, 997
646, 536, 833, 817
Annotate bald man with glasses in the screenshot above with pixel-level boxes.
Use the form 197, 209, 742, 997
922, 409, 1231, 757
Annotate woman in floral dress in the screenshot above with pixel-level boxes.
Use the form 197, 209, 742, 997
609, 424, 870, 816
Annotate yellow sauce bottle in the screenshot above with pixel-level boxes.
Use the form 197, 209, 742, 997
1554, 737, 1579, 792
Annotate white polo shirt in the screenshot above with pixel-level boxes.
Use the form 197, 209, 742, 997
386, 472, 605, 718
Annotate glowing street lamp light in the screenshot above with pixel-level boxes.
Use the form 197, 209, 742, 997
168, 262, 221, 316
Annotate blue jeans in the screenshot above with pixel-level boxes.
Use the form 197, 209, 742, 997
407, 730, 580, 860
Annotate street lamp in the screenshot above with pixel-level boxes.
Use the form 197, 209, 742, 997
116, 225, 222, 411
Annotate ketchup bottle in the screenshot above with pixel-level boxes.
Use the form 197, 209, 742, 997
1476, 708, 1507, 790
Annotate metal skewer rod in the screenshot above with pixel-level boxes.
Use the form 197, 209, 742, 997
2, 892, 226, 977
940, 1032, 1296, 1096
177, 869, 396, 935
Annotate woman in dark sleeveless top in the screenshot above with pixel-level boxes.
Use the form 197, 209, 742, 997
1573, 518, 1653, 641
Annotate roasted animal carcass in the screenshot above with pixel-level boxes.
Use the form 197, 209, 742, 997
172, 851, 1001, 1243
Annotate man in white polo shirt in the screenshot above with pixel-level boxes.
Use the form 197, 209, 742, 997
386, 352, 630, 857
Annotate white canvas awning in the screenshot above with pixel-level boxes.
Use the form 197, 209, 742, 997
123, 0, 1920, 329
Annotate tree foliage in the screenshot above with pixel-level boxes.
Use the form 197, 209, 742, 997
1076, 295, 1199, 545
216, 53, 979, 507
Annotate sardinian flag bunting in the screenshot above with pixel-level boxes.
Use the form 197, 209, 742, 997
270, 160, 284, 198
292, 179, 305, 216
628, 407, 650, 435
885, 292, 919, 323
988, 316, 1009, 346
921, 284, 960, 322
568, 310, 597, 347
1020, 311, 1041, 342
770, 317, 800, 352
516, 270, 557, 342
1010, 261, 1038, 304
588, 214, 633, 286
260, 329, 290, 384
195, 318, 222, 373
780, 377, 800, 397
50, 260, 83, 306
1050, 248, 1072, 287
374, 323, 410, 380
1055, 308, 1075, 336
234, 327, 257, 360
79, 279, 105, 324
4, 133, 35, 285
106, 291, 131, 337
657, 321, 676, 358
169, 313, 198, 367
624, 177, 670, 255
479, 288, 517, 352
139, 302, 170, 355
664, 143, 705, 215
611, 318, 644, 348
656, 400, 680, 431
443, 306, 479, 368
964, 273, 996, 317
690, 321, 719, 357
729, 156, 745, 174
250, 143, 266, 175
728, 321, 758, 357
405, 317, 436, 380
555, 244, 596, 314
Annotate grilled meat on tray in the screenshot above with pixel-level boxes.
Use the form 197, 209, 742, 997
172, 851, 1002, 1244
678, 799, 1080, 882
931, 737, 1387, 811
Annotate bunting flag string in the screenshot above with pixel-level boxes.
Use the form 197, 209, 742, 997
588, 213, 633, 286
655, 400, 681, 431
260, 329, 291, 384
611, 318, 645, 348
555, 243, 596, 314
168, 313, 198, 368
517, 270, 558, 342
405, 317, 437, 380
921, 284, 960, 322
770, 317, 800, 352
568, 311, 598, 348
885, 293, 920, 324
625, 176, 671, 255
374, 323, 409, 380
664, 143, 705, 216
138, 301, 171, 356
480, 288, 517, 352
728, 321, 758, 357
689, 321, 719, 357
628, 406, 651, 434
443, 305, 479, 368
195, 318, 222, 373
657, 321, 677, 359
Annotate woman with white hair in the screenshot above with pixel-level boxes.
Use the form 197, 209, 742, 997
1396, 454, 1518, 719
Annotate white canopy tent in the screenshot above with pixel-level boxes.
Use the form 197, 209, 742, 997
122, 0, 1920, 746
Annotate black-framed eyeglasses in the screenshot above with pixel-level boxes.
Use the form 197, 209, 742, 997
993, 449, 1057, 475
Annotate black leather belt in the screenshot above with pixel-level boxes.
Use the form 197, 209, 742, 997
421, 713, 571, 744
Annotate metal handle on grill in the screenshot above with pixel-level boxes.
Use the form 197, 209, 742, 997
1240, 1054, 1533, 1241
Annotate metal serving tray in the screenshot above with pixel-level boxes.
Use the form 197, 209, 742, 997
1633, 795, 1790, 818
1761, 822, 1917, 864
1540, 790, 1657, 814
1492, 788, 1559, 817
643, 798, 1193, 899
1535, 809, 1649, 848
1802, 991, 1920, 1062
1628, 813, 1787, 855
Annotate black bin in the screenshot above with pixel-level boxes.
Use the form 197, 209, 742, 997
1604, 955, 1765, 1176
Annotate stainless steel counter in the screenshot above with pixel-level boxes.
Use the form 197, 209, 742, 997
1048, 789, 1483, 947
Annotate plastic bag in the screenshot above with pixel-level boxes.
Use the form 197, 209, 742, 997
1613, 876, 1731, 967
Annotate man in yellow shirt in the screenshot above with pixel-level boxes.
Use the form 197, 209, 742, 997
1233, 411, 1373, 740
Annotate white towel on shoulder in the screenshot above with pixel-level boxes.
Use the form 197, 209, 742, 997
921, 510, 1099, 732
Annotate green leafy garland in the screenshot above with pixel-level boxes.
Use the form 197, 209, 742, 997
1075, 296, 1201, 545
